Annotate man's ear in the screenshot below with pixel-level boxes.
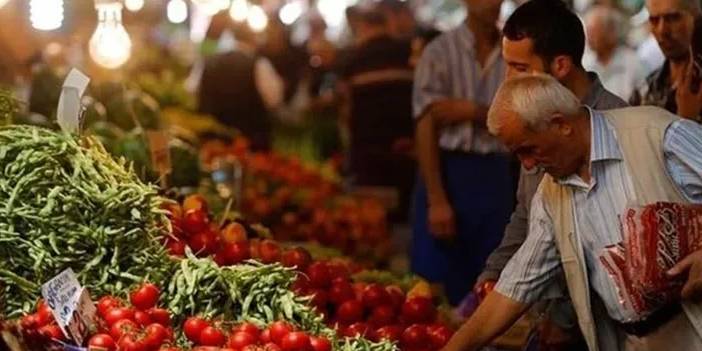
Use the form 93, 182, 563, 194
549, 113, 574, 136
549, 55, 574, 80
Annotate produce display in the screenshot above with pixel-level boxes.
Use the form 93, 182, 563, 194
0, 125, 173, 318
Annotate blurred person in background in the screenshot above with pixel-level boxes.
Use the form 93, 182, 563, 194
377, 0, 418, 41
198, 19, 283, 150
409, 27, 442, 69
583, 5, 648, 100
630, 0, 702, 121
260, 18, 308, 106
340, 7, 415, 222
412, 0, 513, 305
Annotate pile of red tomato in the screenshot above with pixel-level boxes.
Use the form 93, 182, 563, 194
292, 261, 454, 351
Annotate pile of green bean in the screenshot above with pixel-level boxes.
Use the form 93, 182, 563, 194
167, 253, 328, 333
166, 254, 398, 351
0, 125, 174, 318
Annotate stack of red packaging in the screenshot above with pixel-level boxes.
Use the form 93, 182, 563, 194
600, 202, 702, 320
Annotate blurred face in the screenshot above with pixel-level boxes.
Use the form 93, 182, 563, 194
586, 14, 614, 54
647, 0, 696, 60
503, 37, 548, 78
465, 0, 504, 26
495, 109, 582, 179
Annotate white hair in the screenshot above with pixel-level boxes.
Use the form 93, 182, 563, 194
487, 73, 582, 135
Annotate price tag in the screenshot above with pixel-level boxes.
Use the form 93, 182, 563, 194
41, 269, 96, 346
147, 131, 172, 177
56, 68, 90, 134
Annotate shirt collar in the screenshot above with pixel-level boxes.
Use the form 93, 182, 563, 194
588, 107, 622, 162
582, 72, 607, 108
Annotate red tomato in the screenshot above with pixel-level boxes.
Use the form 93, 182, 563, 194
281, 332, 311, 351
38, 324, 65, 340
143, 323, 170, 349
369, 305, 396, 327
373, 325, 403, 342
385, 285, 406, 309
199, 326, 226, 346
345, 323, 370, 337
281, 247, 312, 270
401, 297, 436, 324
259, 240, 281, 264
268, 321, 293, 345
183, 317, 210, 343
263, 342, 282, 351
309, 289, 329, 311
260, 327, 272, 343
362, 284, 391, 309
134, 310, 152, 327
110, 319, 138, 340
336, 300, 363, 324
326, 262, 351, 281
97, 296, 122, 318
227, 331, 258, 349
88, 333, 116, 351
232, 322, 260, 337
401, 324, 429, 349
217, 242, 251, 265
118, 334, 147, 351
328, 281, 355, 305
305, 262, 331, 289
130, 283, 160, 310
104, 307, 135, 327
221, 222, 248, 243
20, 314, 39, 330
183, 194, 208, 213
147, 308, 171, 326
427, 324, 453, 348
167, 239, 187, 256
188, 230, 218, 255
309, 336, 332, 351
36, 301, 54, 326
182, 209, 210, 235
291, 274, 311, 295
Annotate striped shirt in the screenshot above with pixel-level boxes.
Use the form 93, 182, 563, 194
412, 21, 506, 153
495, 109, 702, 322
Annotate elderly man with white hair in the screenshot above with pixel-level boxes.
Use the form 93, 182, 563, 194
441, 73, 702, 351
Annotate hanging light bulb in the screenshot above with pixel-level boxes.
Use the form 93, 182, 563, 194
30, 0, 64, 31
247, 5, 267, 32
89, 0, 132, 69
124, 0, 144, 12
279, 1, 303, 25
168, 0, 188, 23
229, 0, 248, 22
193, 0, 228, 15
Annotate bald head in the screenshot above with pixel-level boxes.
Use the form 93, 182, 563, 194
585, 5, 625, 52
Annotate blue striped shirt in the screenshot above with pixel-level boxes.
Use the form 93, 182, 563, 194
495, 110, 702, 322
412, 21, 506, 153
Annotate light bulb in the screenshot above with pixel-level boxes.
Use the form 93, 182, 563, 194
89, 2, 132, 69
194, 0, 228, 15
229, 0, 248, 22
317, 0, 345, 28
30, 0, 64, 31
124, 0, 144, 12
247, 5, 267, 32
279, 1, 303, 25
168, 0, 188, 23
0, 0, 10, 10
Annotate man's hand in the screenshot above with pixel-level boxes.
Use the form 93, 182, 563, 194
675, 65, 702, 120
428, 200, 456, 240
668, 249, 702, 301
429, 99, 487, 125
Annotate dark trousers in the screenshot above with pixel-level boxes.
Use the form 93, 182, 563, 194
411, 151, 514, 305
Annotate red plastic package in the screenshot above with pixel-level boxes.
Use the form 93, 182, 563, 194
600, 202, 702, 320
